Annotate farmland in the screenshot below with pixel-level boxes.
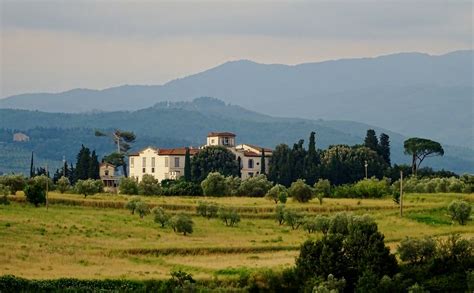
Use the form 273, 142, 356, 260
0, 192, 472, 281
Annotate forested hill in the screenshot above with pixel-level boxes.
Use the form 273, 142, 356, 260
1, 50, 472, 148
1, 97, 473, 174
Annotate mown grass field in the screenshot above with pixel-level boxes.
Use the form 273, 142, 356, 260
0, 192, 472, 280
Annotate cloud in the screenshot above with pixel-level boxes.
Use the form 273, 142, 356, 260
1, 0, 472, 97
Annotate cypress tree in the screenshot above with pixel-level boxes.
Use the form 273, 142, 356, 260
70, 163, 76, 184
75, 145, 91, 181
305, 131, 320, 185
237, 156, 242, 178
30, 152, 35, 178
184, 147, 192, 181
364, 129, 379, 152
379, 133, 391, 166
88, 150, 100, 179
260, 149, 266, 175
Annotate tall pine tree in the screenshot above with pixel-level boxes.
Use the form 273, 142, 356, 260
74, 145, 92, 181
378, 133, 391, 166
184, 147, 191, 181
364, 129, 379, 152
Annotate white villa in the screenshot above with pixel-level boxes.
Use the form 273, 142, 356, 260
128, 132, 272, 182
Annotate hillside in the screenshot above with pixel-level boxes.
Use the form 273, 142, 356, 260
1, 97, 472, 175
1, 50, 472, 148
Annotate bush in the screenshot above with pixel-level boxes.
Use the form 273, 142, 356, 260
125, 198, 141, 215
75, 179, 102, 198
152, 207, 170, 227
314, 215, 330, 235
0, 174, 26, 195
284, 210, 303, 230
398, 237, 437, 264
353, 177, 390, 198
225, 176, 241, 196
56, 176, 70, 193
238, 174, 273, 197
219, 208, 241, 227
201, 172, 227, 196
170, 214, 194, 235
329, 213, 349, 235
447, 200, 472, 225
289, 179, 313, 203
134, 201, 150, 219
266, 184, 288, 204
119, 177, 139, 195
275, 204, 286, 225
138, 174, 160, 195
314, 179, 331, 205
196, 201, 219, 219
162, 180, 203, 196
303, 217, 318, 233
24, 180, 46, 207
0, 184, 10, 205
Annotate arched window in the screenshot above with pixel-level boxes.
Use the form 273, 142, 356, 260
248, 159, 254, 169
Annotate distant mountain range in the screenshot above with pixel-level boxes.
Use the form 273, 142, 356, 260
1, 97, 472, 175
1, 50, 472, 149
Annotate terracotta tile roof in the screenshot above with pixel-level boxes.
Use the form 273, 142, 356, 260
243, 144, 273, 153
158, 148, 200, 156
207, 132, 236, 137
243, 150, 261, 157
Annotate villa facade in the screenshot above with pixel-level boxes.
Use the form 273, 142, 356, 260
128, 132, 272, 182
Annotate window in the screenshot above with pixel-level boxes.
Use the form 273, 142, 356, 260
175, 157, 180, 168
105, 170, 109, 176
211, 139, 215, 144
151, 157, 155, 168
165, 157, 169, 167
142, 157, 146, 167
152, 168, 155, 173
142, 168, 146, 173
223, 137, 229, 145
130, 158, 134, 168
248, 159, 254, 169
248, 172, 254, 177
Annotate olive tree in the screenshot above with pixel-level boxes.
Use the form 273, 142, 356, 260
314, 179, 331, 205
152, 207, 170, 227
448, 200, 472, 225
24, 180, 46, 207
75, 179, 102, 198
289, 179, 313, 203
170, 214, 194, 235
201, 172, 227, 196
119, 177, 139, 195
125, 198, 141, 215
197, 201, 219, 219
138, 174, 160, 195
265, 184, 288, 204
56, 176, 71, 194
219, 208, 241, 227
135, 201, 150, 219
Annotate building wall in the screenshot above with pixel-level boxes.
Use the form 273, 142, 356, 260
207, 136, 235, 147
99, 165, 115, 178
129, 148, 186, 182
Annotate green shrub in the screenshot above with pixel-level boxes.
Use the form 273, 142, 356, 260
162, 180, 203, 196
303, 217, 318, 233
0, 184, 10, 205
119, 177, 139, 195
75, 179, 102, 198
353, 177, 390, 198
219, 208, 241, 227
447, 200, 472, 225
266, 184, 288, 204
278, 192, 288, 204
170, 214, 194, 235
314, 215, 330, 235
201, 172, 227, 196
398, 237, 437, 264
0, 174, 26, 195
138, 174, 160, 195
238, 174, 273, 197
24, 180, 46, 207
225, 176, 241, 196
152, 207, 170, 227
329, 213, 349, 235
289, 179, 313, 203
314, 179, 331, 205
56, 176, 70, 193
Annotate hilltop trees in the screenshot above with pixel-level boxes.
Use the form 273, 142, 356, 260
404, 138, 444, 176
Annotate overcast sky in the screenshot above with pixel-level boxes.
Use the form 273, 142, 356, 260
1, 0, 472, 98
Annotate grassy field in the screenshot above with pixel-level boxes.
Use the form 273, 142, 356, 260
0, 192, 472, 280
